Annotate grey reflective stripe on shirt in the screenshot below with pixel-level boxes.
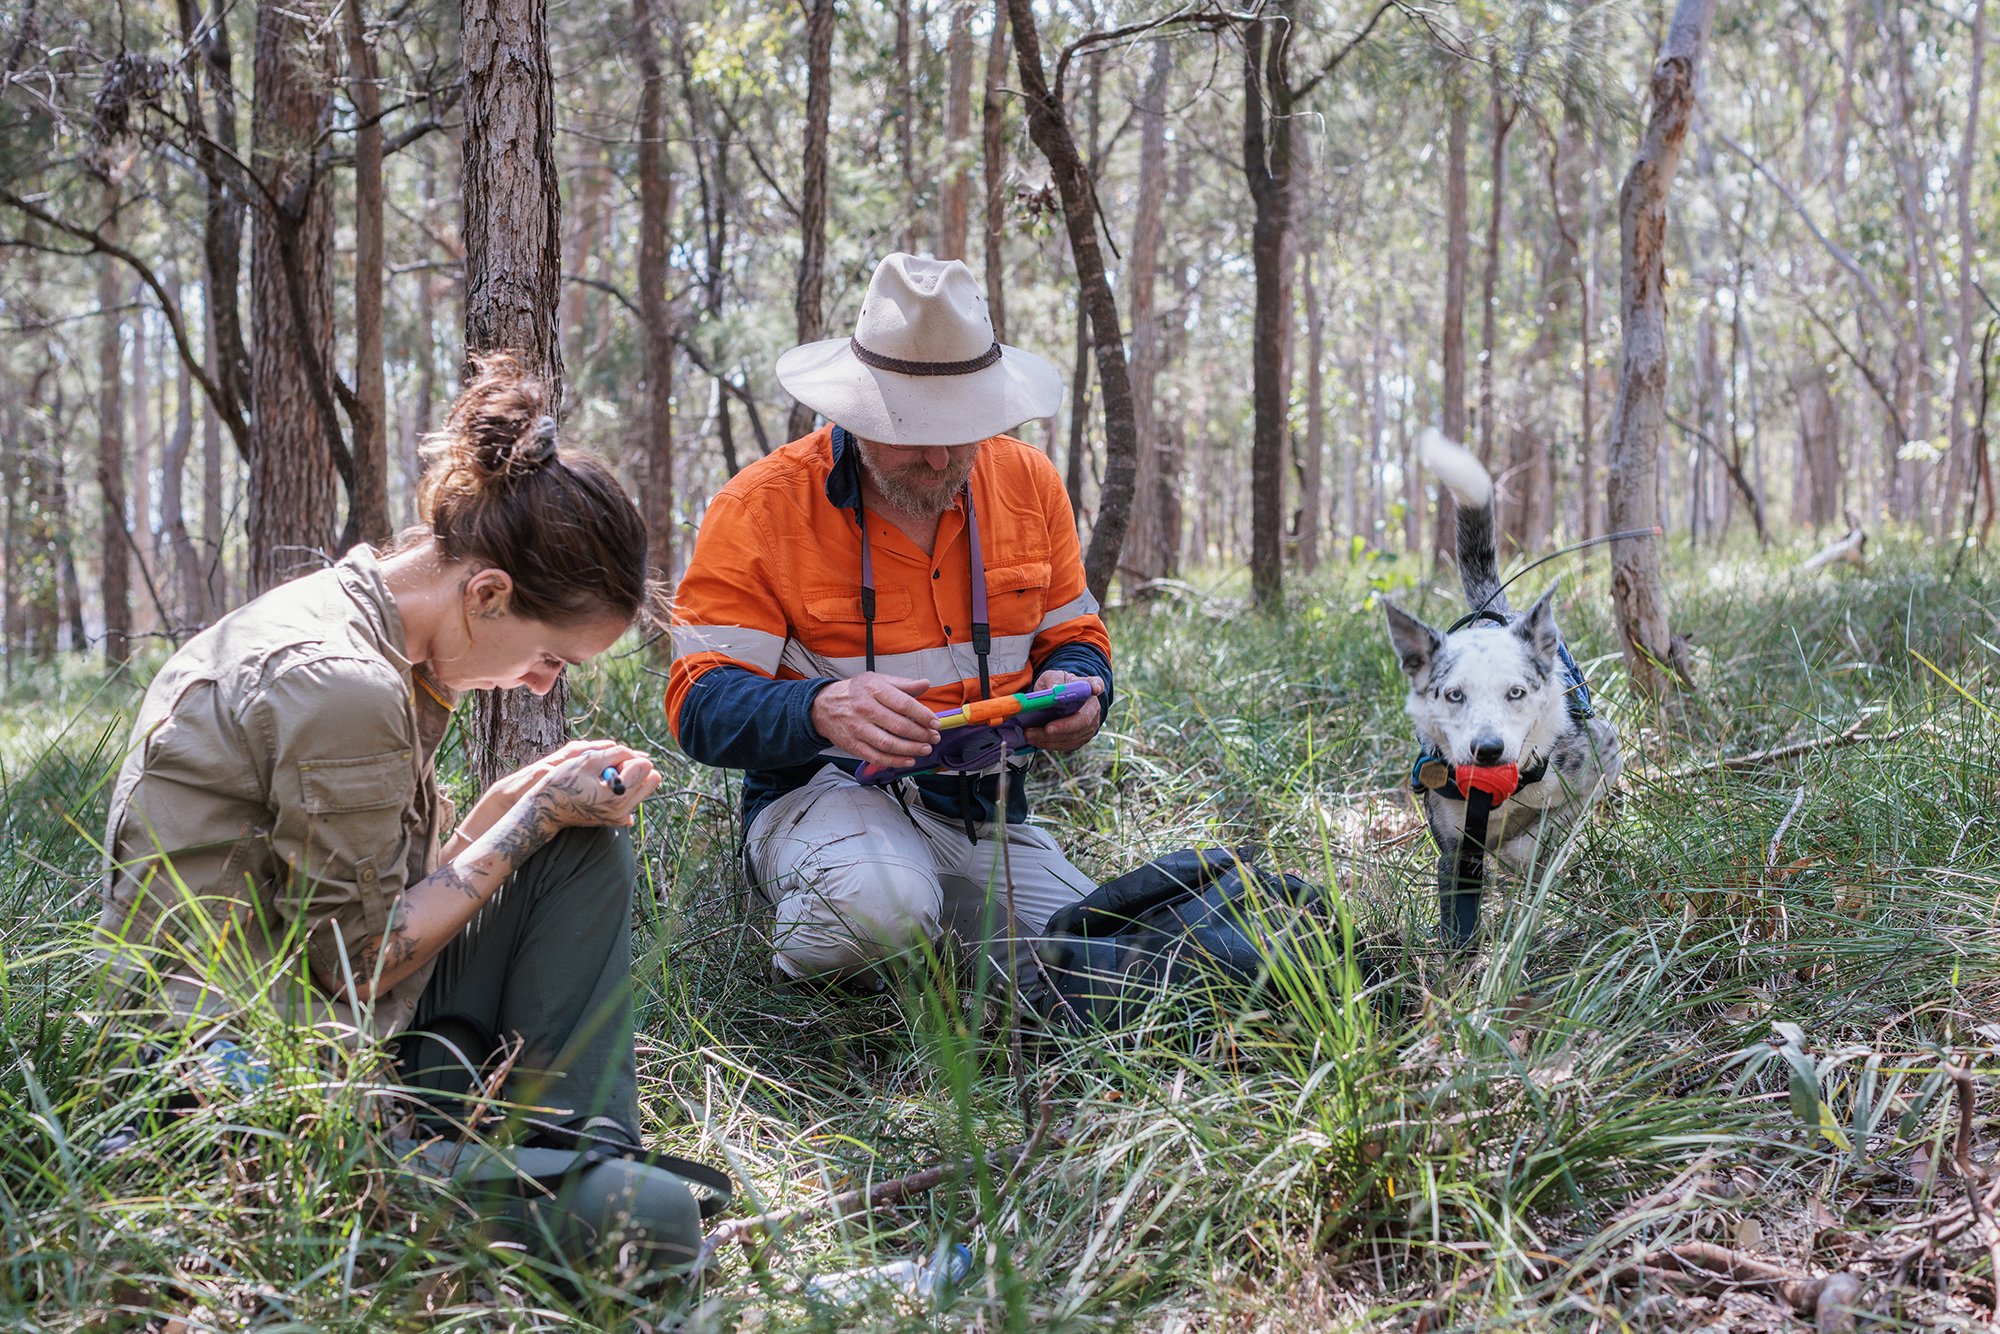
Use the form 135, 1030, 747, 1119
680, 593, 1096, 684
1036, 590, 1100, 633
780, 632, 1036, 686
671, 624, 786, 674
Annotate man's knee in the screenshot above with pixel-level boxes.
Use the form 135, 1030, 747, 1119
771, 857, 944, 980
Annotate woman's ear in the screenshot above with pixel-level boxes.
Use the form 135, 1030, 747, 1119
463, 567, 516, 619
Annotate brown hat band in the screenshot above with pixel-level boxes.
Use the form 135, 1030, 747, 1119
849, 336, 1003, 377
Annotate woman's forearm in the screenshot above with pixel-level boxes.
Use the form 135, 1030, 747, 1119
334, 796, 556, 1003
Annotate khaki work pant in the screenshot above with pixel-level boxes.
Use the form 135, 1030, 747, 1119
745, 764, 1094, 982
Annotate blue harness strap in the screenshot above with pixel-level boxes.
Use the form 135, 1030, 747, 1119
1555, 637, 1594, 720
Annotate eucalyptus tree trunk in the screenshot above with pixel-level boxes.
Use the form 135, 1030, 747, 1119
1949, 0, 1987, 533
1476, 72, 1515, 469
787, 0, 834, 442
635, 0, 675, 588
343, 0, 391, 546
97, 179, 131, 666
1242, 6, 1296, 609
1299, 239, 1325, 573
201, 297, 227, 613
175, 0, 252, 460
938, 1, 973, 259
895, 0, 915, 256
1437, 79, 1469, 562
1155, 140, 1193, 575
1122, 38, 1171, 586
161, 278, 202, 628
462, 0, 569, 787
981, 1, 1010, 340
1607, 0, 1713, 704
1505, 121, 1577, 556
248, 0, 339, 593
1007, 0, 1138, 604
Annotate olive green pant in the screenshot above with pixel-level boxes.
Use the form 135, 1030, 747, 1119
397, 824, 640, 1131
395, 826, 706, 1272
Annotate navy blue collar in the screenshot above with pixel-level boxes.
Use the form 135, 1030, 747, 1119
827, 424, 864, 512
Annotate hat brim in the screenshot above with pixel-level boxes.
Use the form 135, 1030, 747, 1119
775, 338, 1065, 445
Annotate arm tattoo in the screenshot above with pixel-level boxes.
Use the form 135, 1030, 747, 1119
354, 921, 418, 977
434, 863, 483, 903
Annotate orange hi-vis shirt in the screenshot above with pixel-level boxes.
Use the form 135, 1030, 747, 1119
667, 425, 1112, 829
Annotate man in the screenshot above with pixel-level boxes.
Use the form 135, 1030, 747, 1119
667, 253, 1113, 984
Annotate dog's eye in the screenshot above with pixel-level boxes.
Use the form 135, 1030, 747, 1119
1507, 686, 1527, 701
1444, 688, 1465, 704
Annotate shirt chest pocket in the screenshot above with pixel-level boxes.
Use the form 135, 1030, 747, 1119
802, 587, 914, 632
299, 750, 412, 814
984, 562, 1051, 638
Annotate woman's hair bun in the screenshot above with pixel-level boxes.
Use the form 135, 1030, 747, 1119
413, 348, 650, 629
424, 350, 560, 488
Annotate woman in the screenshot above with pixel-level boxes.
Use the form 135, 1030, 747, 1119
97, 352, 700, 1261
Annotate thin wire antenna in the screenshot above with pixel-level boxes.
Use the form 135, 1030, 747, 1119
1497, 526, 1662, 599
1463, 526, 1663, 621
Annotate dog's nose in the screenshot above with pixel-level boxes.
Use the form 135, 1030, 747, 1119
1471, 735, 1506, 765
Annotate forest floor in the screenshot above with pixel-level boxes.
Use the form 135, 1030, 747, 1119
2, 533, 1998, 1332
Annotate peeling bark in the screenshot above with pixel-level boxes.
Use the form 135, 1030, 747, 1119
1607, 0, 1714, 703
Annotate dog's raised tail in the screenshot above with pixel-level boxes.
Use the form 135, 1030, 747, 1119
1419, 429, 1505, 613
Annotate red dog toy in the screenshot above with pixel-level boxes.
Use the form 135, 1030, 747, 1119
1452, 763, 1521, 805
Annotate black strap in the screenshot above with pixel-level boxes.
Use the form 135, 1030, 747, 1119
1444, 787, 1493, 945
515, 1116, 735, 1220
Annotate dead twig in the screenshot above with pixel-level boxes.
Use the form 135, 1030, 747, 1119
1661, 721, 1918, 782
1621, 1242, 1859, 1321
1950, 1056, 2000, 1319
1766, 784, 1808, 878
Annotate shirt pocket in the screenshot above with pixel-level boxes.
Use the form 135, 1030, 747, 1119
299, 749, 413, 814
802, 587, 913, 627
985, 561, 1052, 638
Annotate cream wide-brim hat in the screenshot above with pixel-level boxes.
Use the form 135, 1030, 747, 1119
776, 252, 1065, 446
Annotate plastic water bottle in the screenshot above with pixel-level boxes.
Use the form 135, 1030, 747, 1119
803, 1242, 974, 1304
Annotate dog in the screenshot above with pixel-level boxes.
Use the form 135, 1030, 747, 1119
1382, 431, 1622, 946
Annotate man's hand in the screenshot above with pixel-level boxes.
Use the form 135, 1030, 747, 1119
811, 672, 941, 766
1022, 669, 1104, 753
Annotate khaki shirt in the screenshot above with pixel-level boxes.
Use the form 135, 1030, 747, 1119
98, 549, 457, 1045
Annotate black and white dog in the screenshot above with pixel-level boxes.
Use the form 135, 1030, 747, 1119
1382, 432, 1622, 946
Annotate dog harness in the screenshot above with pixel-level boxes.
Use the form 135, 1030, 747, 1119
1407, 610, 1596, 945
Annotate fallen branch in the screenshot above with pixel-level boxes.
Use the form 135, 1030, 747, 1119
1661, 721, 1918, 782
1799, 524, 1867, 573
1623, 1242, 1859, 1321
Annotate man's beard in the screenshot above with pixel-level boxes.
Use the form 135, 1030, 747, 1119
863, 444, 982, 517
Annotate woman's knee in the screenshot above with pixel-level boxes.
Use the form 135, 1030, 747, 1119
516, 825, 636, 914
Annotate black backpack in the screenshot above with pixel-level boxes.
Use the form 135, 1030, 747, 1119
1024, 846, 1378, 1031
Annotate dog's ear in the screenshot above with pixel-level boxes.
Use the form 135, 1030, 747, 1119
1515, 585, 1562, 662
1383, 600, 1444, 679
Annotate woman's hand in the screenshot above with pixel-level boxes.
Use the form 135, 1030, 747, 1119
522, 744, 663, 832
449, 738, 660, 853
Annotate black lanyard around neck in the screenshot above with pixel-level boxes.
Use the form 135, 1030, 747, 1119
852, 454, 992, 702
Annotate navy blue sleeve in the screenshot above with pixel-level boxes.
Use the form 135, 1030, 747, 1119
1034, 642, 1115, 718
673, 665, 835, 770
